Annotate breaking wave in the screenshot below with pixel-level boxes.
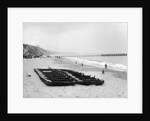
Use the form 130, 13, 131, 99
66, 57, 127, 71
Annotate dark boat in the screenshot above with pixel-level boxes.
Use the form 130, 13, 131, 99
34, 69, 76, 86
61, 69, 104, 86
34, 68, 104, 86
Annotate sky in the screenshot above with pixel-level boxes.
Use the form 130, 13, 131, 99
23, 22, 127, 54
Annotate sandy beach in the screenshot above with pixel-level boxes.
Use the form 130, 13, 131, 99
23, 57, 127, 98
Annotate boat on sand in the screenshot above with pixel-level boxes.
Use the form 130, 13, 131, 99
34, 68, 104, 86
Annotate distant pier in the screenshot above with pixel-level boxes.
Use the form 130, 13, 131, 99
61, 53, 127, 57
101, 53, 127, 56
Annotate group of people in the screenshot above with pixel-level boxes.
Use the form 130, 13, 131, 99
75, 60, 107, 74
75, 61, 84, 66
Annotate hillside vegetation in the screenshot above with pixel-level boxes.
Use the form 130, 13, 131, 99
23, 44, 55, 58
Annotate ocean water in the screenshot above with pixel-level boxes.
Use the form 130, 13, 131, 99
66, 56, 127, 71
80, 56, 127, 66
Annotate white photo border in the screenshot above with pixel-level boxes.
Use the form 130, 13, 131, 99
8, 8, 142, 113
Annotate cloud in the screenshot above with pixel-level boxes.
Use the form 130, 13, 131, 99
23, 22, 127, 54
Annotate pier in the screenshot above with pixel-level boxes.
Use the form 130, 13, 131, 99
101, 53, 127, 56
60, 53, 127, 57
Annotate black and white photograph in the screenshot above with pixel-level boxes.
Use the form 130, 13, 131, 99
8, 8, 142, 113
23, 22, 128, 98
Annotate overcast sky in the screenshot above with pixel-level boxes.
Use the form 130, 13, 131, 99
23, 22, 127, 54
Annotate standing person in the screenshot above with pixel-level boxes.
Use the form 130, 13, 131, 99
105, 63, 107, 69
102, 70, 105, 74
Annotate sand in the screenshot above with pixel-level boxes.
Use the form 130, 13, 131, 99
23, 57, 127, 98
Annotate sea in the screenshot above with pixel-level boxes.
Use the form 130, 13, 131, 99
65, 56, 127, 71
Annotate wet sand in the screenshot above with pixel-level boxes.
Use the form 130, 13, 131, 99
23, 57, 127, 98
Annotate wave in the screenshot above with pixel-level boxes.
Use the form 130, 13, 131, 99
65, 57, 127, 71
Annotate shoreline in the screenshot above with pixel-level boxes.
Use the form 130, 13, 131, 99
65, 57, 127, 72
52, 57, 127, 80
23, 57, 127, 98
